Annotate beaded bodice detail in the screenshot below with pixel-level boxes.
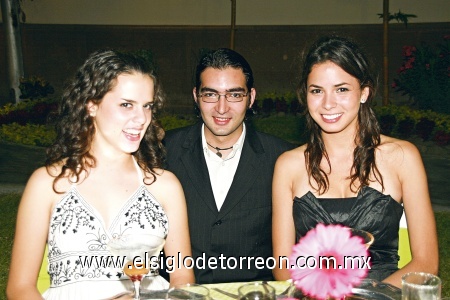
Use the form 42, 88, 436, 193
46, 177, 168, 287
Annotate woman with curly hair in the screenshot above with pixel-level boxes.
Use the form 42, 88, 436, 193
7, 49, 194, 299
272, 36, 438, 287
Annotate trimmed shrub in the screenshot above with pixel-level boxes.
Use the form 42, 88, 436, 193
378, 114, 397, 135
416, 118, 436, 141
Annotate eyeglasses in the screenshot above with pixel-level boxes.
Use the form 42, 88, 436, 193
198, 92, 249, 103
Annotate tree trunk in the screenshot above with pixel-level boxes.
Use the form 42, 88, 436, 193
1, 0, 24, 103
230, 0, 236, 50
382, 0, 389, 106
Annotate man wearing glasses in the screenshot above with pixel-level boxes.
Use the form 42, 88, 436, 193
164, 48, 293, 283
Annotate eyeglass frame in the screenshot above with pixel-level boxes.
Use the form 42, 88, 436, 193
197, 91, 250, 103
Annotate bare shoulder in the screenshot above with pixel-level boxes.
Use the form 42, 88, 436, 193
377, 135, 422, 164
21, 165, 65, 207
143, 168, 184, 206
35, 161, 72, 187
27, 166, 56, 188
146, 168, 181, 187
276, 145, 307, 169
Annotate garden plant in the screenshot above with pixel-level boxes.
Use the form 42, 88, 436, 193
1, 44, 450, 295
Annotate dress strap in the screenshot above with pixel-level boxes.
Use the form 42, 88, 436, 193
132, 156, 144, 184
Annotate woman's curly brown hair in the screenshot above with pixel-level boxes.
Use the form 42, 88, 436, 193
297, 36, 383, 194
46, 49, 166, 192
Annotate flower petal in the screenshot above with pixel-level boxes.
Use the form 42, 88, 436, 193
289, 224, 369, 299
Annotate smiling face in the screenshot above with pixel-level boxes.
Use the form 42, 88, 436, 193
194, 67, 255, 144
88, 72, 154, 156
306, 61, 369, 136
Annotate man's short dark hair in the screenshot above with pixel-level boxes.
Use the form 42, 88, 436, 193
194, 48, 254, 92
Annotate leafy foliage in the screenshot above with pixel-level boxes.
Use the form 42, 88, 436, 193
377, 10, 417, 26
19, 76, 54, 100
251, 115, 306, 145
253, 91, 300, 115
0, 98, 57, 125
159, 115, 196, 131
392, 36, 450, 114
0, 123, 56, 146
1, 95, 450, 147
374, 105, 450, 145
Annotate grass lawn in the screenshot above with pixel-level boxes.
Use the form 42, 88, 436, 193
437, 211, 450, 295
0, 142, 46, 184
1, 193, 20, 299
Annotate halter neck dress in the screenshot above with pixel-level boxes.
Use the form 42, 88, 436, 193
42, 159, 169, 299
293, 186, 403, 281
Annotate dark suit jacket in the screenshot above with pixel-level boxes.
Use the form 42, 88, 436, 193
163, 121, 294, 283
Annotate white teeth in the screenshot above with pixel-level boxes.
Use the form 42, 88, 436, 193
124, 130, 140, 135
322, 113, 342, 120
215, 117, 229, 121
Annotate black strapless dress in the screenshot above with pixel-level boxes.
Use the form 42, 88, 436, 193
293, 186, 404, 281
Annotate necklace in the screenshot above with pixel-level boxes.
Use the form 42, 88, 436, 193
206, 141, 234, 158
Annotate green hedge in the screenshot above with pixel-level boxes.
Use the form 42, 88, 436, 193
0, 123, 56, 147
1, 98, 449, 147
374, 105, 450, 145
0, 98, 57, 126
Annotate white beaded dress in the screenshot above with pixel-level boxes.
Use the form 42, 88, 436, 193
42, 160, 169, 299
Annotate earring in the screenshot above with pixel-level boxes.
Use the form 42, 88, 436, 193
87, 102, 97, 116
360, 99, 366, 103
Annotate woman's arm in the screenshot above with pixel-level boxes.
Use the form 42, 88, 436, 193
7, 167, 55, 299
383, 141, 438, 287
152, 170, 195, 286
272, 151, 298, 280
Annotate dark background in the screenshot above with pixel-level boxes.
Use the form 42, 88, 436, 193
1, 22, 449, 113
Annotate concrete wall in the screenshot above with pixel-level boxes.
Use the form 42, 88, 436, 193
1, 22, 447, 111
13, 0, 450, 25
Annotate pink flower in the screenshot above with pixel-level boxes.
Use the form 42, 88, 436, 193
289, 224, 369, 300
404, 57, 415, 70
402, 46, 416, 57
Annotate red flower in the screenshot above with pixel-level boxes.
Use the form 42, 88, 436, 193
404, 61, 413, 70
402, 46, 416, 58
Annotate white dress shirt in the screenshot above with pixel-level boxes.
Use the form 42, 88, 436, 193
202, 124, 246, 211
